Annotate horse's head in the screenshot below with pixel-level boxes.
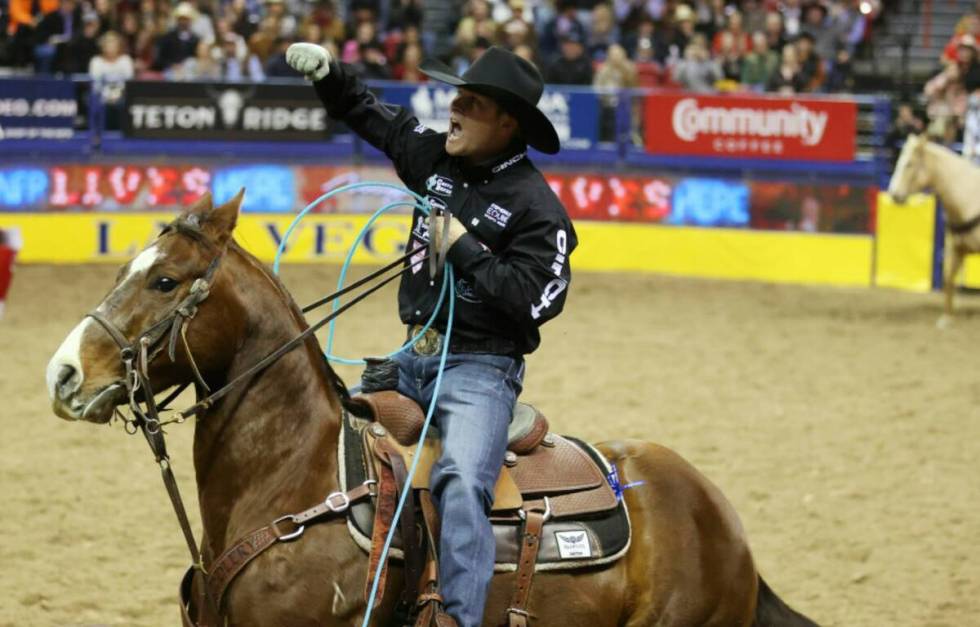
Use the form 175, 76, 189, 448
888, 133, 931, 204
46, 191, 247, 423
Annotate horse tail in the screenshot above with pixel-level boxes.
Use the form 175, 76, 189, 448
753, 575, 820, 627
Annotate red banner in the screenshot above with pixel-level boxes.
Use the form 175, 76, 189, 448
644, 93, 857, 161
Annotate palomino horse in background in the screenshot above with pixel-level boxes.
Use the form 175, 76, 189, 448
45, 193, 817, 626
888, 134, 980, 324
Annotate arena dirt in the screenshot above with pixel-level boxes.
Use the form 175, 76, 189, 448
2, 264, 978, 627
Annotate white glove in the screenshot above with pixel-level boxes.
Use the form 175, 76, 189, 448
286, 43, 332, 81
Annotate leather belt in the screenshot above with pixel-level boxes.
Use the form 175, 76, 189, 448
407, 325, 518, 357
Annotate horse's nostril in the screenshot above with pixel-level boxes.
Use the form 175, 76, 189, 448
56, 364, 80, 399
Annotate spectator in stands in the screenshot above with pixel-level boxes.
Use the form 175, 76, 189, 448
540, 0, 586, 62
153, 2, 200, 71
593, 43, 636, 141
33, 0, 83, 74
62, 13, 102, 74
717, 30, 744, 83
169, 38, 222, 79
455, 0, 497, 52
180, 0, 215, 43
959, 35, 980, 161
91, 0, 115, 35
305, 0, 346, 43
513, 42, 537, 66
741, 0, 768, 33
829, 0, 866, 55
924, 57, 967, 143
229, 0, 262, 42
781, 0, 804, 38
799, 2, 836, 62
699, 0, 728, 43
885, 102, 925, 164
0, 230, 16, 321
663, 4, 696, 64
712, 9, 750, 57
265, 35, 303, 77
764, 10, 787, 52
341, 20, 378, 63
452, 35, 492, 74
500, 16, 535, 53
89, 30, 133, 129
673, 33, 721, 92
767, 42, 805, 93
588, 4, 619, 60
393, 41, 425, 81
215, 17, 247, 62
546, 31, 593, 85
794, 32, 824, 91
740, 31, 778, 90
943, 14, 980, 65
249, 16, 281, 65
387, 0, 423, 31
221, 32, 265, 80
824, 42, 854, 92
352, 40, 391, 79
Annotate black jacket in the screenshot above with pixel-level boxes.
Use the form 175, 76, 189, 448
313, 62, 576, 356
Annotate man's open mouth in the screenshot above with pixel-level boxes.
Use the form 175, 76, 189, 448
449, 119, 462, 140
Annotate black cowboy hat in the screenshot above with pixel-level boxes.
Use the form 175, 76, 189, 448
420, 46, 561, 154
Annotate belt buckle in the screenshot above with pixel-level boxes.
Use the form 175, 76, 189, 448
411, 326, 442, 356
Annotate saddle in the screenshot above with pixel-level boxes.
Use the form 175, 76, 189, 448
342, 391, 632, 627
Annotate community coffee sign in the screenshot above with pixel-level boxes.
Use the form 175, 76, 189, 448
644, 93, 856, 161
123, 80, 331, 141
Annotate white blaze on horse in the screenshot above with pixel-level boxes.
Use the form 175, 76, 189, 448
888, 134, 980, 322
45, 192, 817, 627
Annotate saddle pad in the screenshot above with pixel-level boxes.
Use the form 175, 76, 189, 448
338, 412, 632, 572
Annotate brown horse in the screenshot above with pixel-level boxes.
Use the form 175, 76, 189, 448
46, 193, 817, 626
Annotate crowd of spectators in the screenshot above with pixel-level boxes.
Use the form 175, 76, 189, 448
918, 2, 980, 159
1, 0, 885, 96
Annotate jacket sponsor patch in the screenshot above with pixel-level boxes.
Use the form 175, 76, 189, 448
484, 203, 512, 227
426, 174, 453, 197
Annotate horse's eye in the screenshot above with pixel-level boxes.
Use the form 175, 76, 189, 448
152, 277, 179, 293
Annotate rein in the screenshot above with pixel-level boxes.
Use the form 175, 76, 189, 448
87, 240, 428, 620
947, 213, 980, 236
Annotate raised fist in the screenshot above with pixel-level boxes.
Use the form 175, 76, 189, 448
286, 43, 332, 81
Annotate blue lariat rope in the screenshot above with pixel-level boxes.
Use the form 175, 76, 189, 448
271, 181, 454, 626
272, 181, 448, 365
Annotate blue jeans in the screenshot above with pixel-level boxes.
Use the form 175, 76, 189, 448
392, 348, 525, 627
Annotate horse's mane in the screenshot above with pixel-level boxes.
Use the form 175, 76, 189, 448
162, 217, 350, 401
228, 240, 351, 401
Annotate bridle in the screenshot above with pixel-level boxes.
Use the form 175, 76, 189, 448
84, 233, 430, 618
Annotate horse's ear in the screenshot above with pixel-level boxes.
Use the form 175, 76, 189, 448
201, 188, 244, 245
185, 191, 214, 217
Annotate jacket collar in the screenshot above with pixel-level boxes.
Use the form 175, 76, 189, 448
453, 142, 529, 183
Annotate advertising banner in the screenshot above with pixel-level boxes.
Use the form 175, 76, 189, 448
644, 93, 857, 161
0, 162, 876, 234
378, 83, 600, 150
0, 78, 77, 140
123, 80, 332, 141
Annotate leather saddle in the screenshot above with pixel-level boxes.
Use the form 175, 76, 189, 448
342, 391, 632, 626
347, 391, 620, 519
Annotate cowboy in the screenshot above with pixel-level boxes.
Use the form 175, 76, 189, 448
286, 43, 576, 626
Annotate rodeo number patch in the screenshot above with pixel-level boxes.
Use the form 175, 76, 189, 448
555, 530, 592, 559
